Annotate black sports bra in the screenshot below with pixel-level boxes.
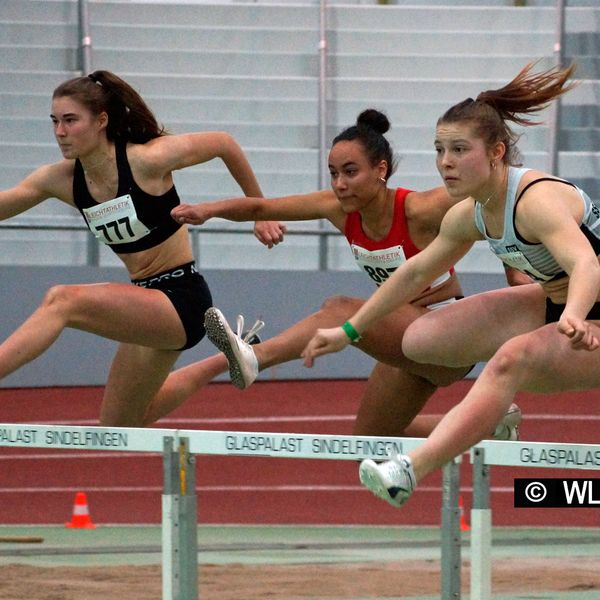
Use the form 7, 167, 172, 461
73, 142, 182, 253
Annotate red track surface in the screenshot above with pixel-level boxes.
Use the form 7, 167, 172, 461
0, 380, 598, 527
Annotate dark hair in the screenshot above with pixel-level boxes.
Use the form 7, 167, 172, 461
52, 70, 166, 143
332, 109, 397, 180
437, 62, 577, 165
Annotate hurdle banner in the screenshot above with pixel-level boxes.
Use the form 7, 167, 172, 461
470, 439, 600, 600
0, 423, 467, 599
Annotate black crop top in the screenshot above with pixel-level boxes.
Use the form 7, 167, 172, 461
72, 142, 182, 253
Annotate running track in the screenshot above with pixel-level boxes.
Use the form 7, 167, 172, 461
0, 380, 598, 527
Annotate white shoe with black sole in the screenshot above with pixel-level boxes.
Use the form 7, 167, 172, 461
204, 307, 264, 390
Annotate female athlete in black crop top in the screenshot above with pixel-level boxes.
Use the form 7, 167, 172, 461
0, 69, 284, 426
72, 140, 182, 253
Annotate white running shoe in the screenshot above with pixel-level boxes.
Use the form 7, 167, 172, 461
359, 453, 416, 508
204, 307, 264, 390
493, 403, 522, 441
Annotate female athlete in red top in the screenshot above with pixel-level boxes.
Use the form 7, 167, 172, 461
146, 109, 522, 442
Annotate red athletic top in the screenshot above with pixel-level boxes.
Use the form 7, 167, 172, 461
344, 187, 453, 290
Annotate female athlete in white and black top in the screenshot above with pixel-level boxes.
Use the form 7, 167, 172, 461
474, 166, 600, 322
302, 63, 600, 508
0, 70, 284, 426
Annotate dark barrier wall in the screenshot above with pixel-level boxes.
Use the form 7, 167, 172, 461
0, 266, 505, 387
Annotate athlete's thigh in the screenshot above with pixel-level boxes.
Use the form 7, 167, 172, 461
515, 320, 600, 393
403, 283, 547, 367
100, 343, 182, 426
64, 282, 186, 349
357, 301, 431, 365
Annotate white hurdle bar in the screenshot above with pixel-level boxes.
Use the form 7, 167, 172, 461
470, 440, 600, 600
0, 423, 467, 600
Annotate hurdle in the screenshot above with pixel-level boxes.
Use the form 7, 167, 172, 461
0, 423, 465, 600
469, 439, 600, 600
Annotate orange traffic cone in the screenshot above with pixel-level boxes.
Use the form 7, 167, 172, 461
459, 495, 470, 532
65, 491, 96, 529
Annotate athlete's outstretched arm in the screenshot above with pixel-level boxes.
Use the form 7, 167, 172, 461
171, 190, 345, 229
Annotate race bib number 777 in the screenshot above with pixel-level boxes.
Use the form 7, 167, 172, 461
82, 194, 151, 245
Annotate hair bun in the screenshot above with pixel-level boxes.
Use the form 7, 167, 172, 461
356, 109, 390, 135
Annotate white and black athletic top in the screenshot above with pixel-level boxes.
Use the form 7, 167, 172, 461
474, 166, 600, 283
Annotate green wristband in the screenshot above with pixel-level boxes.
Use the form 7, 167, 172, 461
341, 321, 361, 343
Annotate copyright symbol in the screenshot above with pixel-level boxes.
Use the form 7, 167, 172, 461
525, 481, 547, 503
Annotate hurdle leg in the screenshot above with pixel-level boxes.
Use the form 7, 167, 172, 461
470, 447, 492, 600
441, 457, 462, 599
162, 436, 199, 600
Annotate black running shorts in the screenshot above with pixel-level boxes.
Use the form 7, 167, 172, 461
131, 261, 213, 350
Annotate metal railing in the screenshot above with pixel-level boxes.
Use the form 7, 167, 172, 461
78, 0, 92, 75
547, 0, 566, 175
0, 220, 344, 269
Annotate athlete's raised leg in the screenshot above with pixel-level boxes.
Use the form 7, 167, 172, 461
150, 293, 469, 417
361, 319, 600, 508
403, 283, 546, 368
411, 319, 600, 480
0, 282, 187, 380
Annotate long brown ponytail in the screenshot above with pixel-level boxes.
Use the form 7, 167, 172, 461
437, 62, 578, 165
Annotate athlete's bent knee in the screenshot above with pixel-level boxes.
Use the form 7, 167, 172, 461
41, 284, 84, 319
319, 295, 361, 318
43, 284, 72, 308
486, 335, 534, 379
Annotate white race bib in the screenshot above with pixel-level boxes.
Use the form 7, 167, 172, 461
496, 250, 553, 282
351, 244, 406, 286
82, 194, 151, 245
351, 243, 450, 288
